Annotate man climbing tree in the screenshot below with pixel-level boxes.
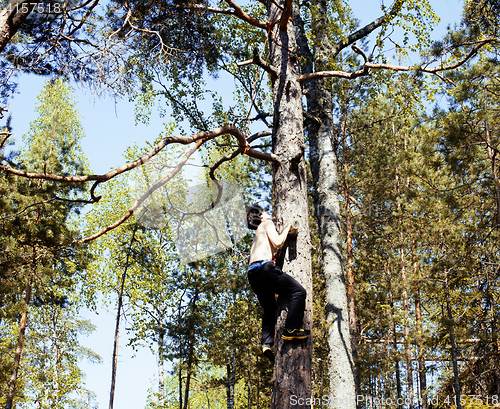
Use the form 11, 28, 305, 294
246, 204, 309, 362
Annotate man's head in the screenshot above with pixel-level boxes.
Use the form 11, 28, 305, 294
246, 204, 263, 230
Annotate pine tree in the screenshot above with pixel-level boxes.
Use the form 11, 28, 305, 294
0, 78, 91, 408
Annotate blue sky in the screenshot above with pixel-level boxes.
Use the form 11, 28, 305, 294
5, 0, 464, 407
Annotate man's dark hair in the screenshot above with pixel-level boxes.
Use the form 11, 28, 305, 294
246, 204, 263, 230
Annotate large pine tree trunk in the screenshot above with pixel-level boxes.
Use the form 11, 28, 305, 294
293, 0, 356, 406
267, 0, 313, 407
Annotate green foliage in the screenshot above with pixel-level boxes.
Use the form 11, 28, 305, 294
333, 49, 500, 403
0, 79, 95, 407
15, 303, 101, 409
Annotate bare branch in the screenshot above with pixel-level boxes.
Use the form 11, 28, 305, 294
298, 66, 369, 82
299, 39, 498, 83
223, 0, 268, 30
1, 125, 277, 185
351, 44, 369, 63
330, 0, 404, 59
238, 46, 279, 80
279, 0, 292, 31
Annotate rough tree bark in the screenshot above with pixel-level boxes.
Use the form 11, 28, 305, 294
0, 0, 37, 52
294, 0, 357, 405
267, 0, 313, 407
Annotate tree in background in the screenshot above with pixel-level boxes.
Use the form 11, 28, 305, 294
0, 78, 94, 408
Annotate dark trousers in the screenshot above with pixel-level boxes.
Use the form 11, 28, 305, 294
248, 261, 306, 345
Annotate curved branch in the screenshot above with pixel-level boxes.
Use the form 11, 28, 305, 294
223, 0, 267, 30
330, 0, 404, 59
299, 39, 497, 83
0, 131, 11, 149
209, 130, 272, 184
78, 139, 204, 243
76, 128, 277, 243
1, 125, 276, 184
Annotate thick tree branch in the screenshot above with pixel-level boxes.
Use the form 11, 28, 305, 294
209, 130, 273, 179
279, 0, 292, 30
298, 66, 369, 82
299, 39, 497, 83
1, 125, 277, 184
330, 0, 404, 59
0, 125, 277, 244
223, 0, 267, 30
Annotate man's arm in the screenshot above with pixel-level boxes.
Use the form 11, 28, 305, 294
264, 221, 294, 249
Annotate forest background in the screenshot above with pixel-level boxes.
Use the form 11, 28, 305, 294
0, 0, 499, 408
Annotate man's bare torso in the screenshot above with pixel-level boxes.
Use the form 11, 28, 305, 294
249, 221, 277, 264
